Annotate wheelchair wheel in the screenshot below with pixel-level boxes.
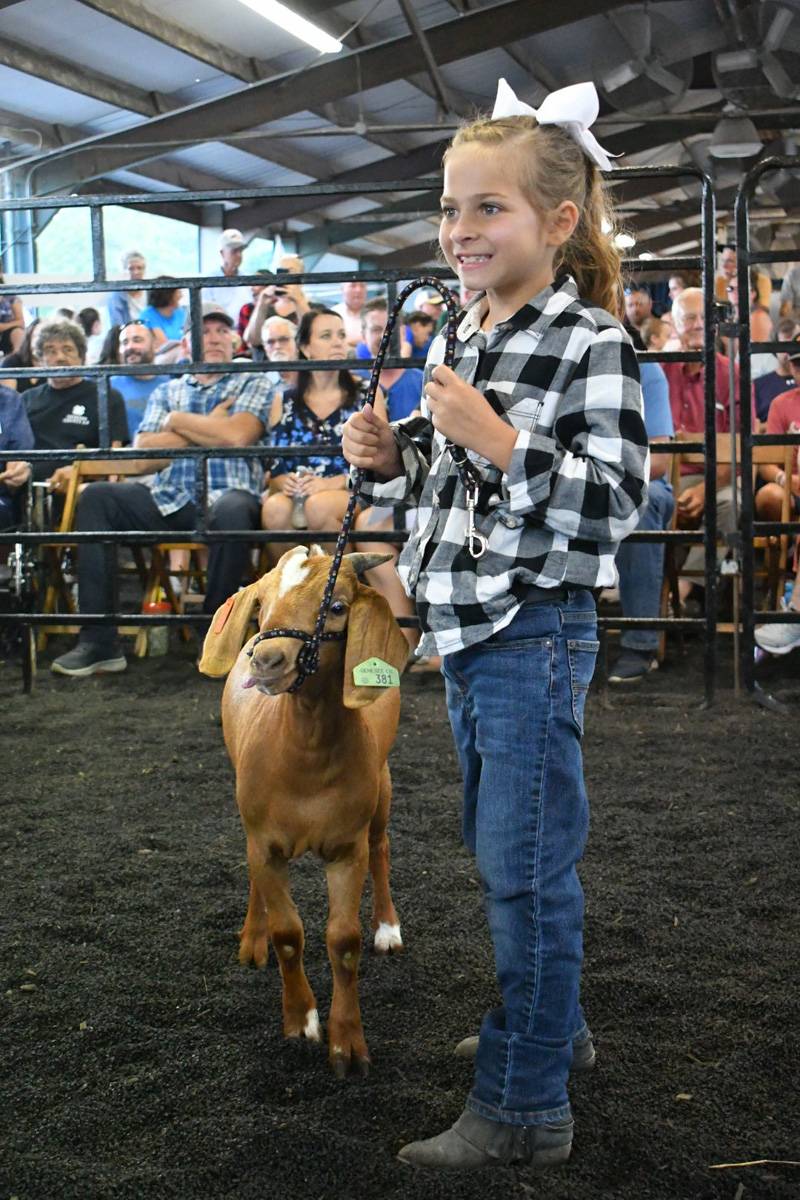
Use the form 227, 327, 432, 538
21, 623, 36, 693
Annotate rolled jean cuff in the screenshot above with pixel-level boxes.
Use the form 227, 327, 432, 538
466, 1093, 573, 1128
620, 631, 660, 652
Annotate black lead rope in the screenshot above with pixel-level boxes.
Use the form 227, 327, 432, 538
249, 275, 483, 691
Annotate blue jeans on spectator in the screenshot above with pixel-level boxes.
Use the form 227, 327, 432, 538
441, 589, 598, 1127
615, 476, 675, 653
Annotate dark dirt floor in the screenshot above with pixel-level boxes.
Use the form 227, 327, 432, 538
2, 628, 799, 1200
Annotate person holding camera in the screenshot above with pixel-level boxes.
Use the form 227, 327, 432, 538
242, 255, 310, 355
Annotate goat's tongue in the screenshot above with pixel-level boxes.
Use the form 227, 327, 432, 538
241, 675, 258, 689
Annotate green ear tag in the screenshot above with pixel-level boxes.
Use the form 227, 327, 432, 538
352, 657, 401, 688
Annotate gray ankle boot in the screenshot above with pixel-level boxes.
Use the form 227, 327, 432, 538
397, 1108, 573, 1171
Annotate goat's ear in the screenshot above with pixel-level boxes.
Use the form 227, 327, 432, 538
343, 583, 408, 708
198, 582, 260, 677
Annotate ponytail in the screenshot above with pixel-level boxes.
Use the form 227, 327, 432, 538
557, 162, 624, 320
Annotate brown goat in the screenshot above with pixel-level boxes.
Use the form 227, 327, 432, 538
199, 546, 409, 1076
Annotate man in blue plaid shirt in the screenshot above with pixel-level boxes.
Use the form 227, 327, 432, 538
52, 305, 273, 677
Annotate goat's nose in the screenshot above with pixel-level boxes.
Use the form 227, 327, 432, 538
257, 648, 286, 672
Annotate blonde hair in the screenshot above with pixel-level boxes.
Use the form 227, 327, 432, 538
444, 115, 623, 318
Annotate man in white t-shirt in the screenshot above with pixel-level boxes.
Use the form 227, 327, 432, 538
203, 229, 253, 322
332, 281, 367, 350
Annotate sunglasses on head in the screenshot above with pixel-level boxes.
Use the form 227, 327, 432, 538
119, 319, 148, 332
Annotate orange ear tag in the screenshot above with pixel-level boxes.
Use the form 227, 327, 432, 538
213, 594, 237, 635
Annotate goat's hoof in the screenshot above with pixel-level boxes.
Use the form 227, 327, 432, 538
287, 1034, 321, 1059
238, 932, 269, 968
330, 1050, 370, 1080
373, 922, 403, 955
285, 1007, 322, 1043
328, 1036, 371, 1084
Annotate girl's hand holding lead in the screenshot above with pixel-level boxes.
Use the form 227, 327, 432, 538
342, 404, 403, 479
425, 365, 516, 468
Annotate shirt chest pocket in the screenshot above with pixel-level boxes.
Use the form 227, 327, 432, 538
504, 389, 545, 435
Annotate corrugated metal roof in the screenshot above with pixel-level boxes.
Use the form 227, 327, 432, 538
0, 0, 796, 264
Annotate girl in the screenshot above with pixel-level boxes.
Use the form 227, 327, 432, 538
343, 80, 649, 1172
261, 308, 386, 562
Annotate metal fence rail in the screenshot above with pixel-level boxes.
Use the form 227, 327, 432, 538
734, 156, 800, 698
0, 168, 728, 700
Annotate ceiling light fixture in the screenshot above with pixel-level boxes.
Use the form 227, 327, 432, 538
708, 113, 763, 158
615, 232, 637, 249
236, 0, 343, 54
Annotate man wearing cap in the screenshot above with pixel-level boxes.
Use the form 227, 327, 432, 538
754, 317, 800, 425
203, 229, 253, 322
418, 290, 447, 332
755, 335, 800, 527
50, 304, 273, 677
355, 299, 422, 422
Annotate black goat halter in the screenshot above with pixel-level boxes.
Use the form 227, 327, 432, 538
246, 625, 347, 694
249, 276, 477, 693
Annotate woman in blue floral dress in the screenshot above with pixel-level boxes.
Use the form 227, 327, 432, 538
261, 307, 386, 563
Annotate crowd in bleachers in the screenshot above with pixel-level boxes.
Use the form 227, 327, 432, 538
0, 229, 453, 675
2, 230, 800, 677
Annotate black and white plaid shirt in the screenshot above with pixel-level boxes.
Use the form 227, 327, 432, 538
357, 275, 649, 657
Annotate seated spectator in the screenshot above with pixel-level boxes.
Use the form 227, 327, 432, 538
356, 299, 423, 422
715, 246, 771, 309
755, 335, 800, 526
668, 273, 689, 304
641, 316, 669, 351
725, 270, 775, 378
203, 229, 252, 321
417, 290, 447, 331
77, 307, 105, 364
261, 314, 298, 392
0, 277, 25, 356
139, 279, 187, 345
0, 384, 34, 529
754, 317, 800, 425
332, 281, 366, 350
662, 287, 754, 608
779, 262, 800, 320
261, 308, 386, 561
24, 318, 129, 492
107, 250, 147, 328
404, 311, 437, 360
243, 256, 310, 355
110, 322, 169, 438
49, 303, 274, 678
624, 282, 653, 332
609, 334, 675, 682
755, 542, 800, 656
97, 324, 122, 367
1, 319, 41, 393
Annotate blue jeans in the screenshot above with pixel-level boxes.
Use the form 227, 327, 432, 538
442, 589, 598, 1127
615, 476, 675, 652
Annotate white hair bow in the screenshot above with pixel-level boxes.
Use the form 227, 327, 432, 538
491, 78, 619, 172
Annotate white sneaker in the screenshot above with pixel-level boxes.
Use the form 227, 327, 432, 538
754, 614, 800, 656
